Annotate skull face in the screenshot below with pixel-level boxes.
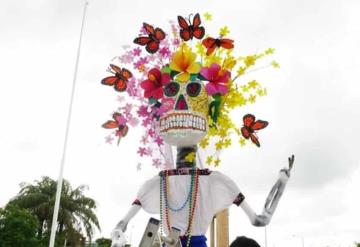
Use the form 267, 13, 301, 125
158, 79, 209, 147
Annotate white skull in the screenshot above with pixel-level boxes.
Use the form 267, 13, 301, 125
158, 79, 209, 147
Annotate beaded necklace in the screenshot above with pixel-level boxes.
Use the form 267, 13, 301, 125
160, 168, 200, 247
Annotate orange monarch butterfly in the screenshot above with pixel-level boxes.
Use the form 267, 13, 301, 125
102, 113, 129, 145
202, 37, 234, 56
101, 64, 132, 92
177, 13, 205, 41
133, 23, 166, 54
241, 114, 268, 147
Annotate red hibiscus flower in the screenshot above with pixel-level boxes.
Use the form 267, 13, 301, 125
140, 68, 171, 99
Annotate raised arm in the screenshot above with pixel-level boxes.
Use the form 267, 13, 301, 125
240, 155, 295, 226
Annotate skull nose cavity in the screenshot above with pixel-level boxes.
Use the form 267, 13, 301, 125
175, 94, 188, 110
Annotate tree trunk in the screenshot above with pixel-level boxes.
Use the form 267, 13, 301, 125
37, 220, 44, 239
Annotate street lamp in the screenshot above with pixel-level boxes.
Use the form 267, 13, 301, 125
292, 234, 305, 247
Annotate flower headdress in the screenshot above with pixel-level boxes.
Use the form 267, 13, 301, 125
101, 13, 279, 168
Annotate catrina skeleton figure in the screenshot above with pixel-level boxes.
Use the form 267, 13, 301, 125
103, 13, 294, 247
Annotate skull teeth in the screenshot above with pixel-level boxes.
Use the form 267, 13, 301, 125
159, 113, 206, 132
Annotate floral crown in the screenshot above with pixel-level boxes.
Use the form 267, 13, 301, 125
101, 12, 279, 168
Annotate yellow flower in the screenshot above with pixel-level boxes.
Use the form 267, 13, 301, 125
185, 152, 196, 163
248, 94, 256, 103
206, 156, 213, 165
248, 80, 259, 89
170, 44, 201, 82
219, 26, 230, 37
244, 55, 256, 67
271, 60, 280, 68
215, 141, 223, 150
265, 48, 275, 55
204, 54, 222, 67
224, 138, 231, 147
214, 157, 221, 167
223, 56, 237, 70
199, 137, 209, 148
204, 12, 212, 21
241, 85, 249, 93
256, 88, 267, 96
196, 41, 206, 56
236, 66, 246, 76
239, 138, 246, 147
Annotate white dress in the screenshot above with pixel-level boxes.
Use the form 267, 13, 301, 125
135, 169, 243, 236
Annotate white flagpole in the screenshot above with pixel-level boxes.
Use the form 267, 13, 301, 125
49, 1, 89, 246
265, 226, 268, 247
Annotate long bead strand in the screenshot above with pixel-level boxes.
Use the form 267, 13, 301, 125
159, 175, 164, 235
186, 168, 199, 247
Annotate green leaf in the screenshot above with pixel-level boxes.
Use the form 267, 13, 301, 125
170, 70, 179, 80
149, 97, 158, 105
197, 73, 208, 81
190, 74, 198, 81
161, 66, 171, 74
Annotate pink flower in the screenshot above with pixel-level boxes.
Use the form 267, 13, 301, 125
133, 57, 148, 70
137, 105, 149, 117
157, 98, 175, 116
148, 129, 156, 138
159, 46, 171, 58
154, 135, 164, 146
142, 118, 152, 127
140, 68, 170, 99
119, 53, 133, 63
132, 47, 142, 56
173, 38, 180, 46
152, 158, 162, 168
105, 135, 114, 144
127, 117, 139, 127
137, 147, 148, 156
200, 63, 231, 95
141, 135, 149, 145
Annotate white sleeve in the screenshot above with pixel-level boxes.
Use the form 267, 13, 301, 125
136, 175, 160, 214
209, 171, 242, 214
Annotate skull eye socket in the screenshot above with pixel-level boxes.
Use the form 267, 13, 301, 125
186, 82, 201, 97
164, 82, 180, 97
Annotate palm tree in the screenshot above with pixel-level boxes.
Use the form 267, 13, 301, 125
9, 176, 100, 243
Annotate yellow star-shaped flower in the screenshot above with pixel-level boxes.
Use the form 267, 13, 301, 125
203, 12, 212, 21
206, 156, 213, 165
215, 141, 223, 150
248, 94, 256, 104
199, 137, 209, 148
265, 48, 275, 55
236, 66, 246, 76
271, 60, 280, 68
219, 26, 230, 37
256, 88, 267, 96
224, 138, 232, 147
223, 56, 237, 70
248, 80, 259, 89
196, 41, 206, 56
244, 55, 256, 67
214, 158, 221, 167
185, 152, 196, 163
239, 138, 246, 147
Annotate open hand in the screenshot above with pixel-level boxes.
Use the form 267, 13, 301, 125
280, 154, 295, 178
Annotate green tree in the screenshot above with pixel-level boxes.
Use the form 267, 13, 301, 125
95, 237, 112, 247
0, 204, 39, 247
9, 176, 100, 244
